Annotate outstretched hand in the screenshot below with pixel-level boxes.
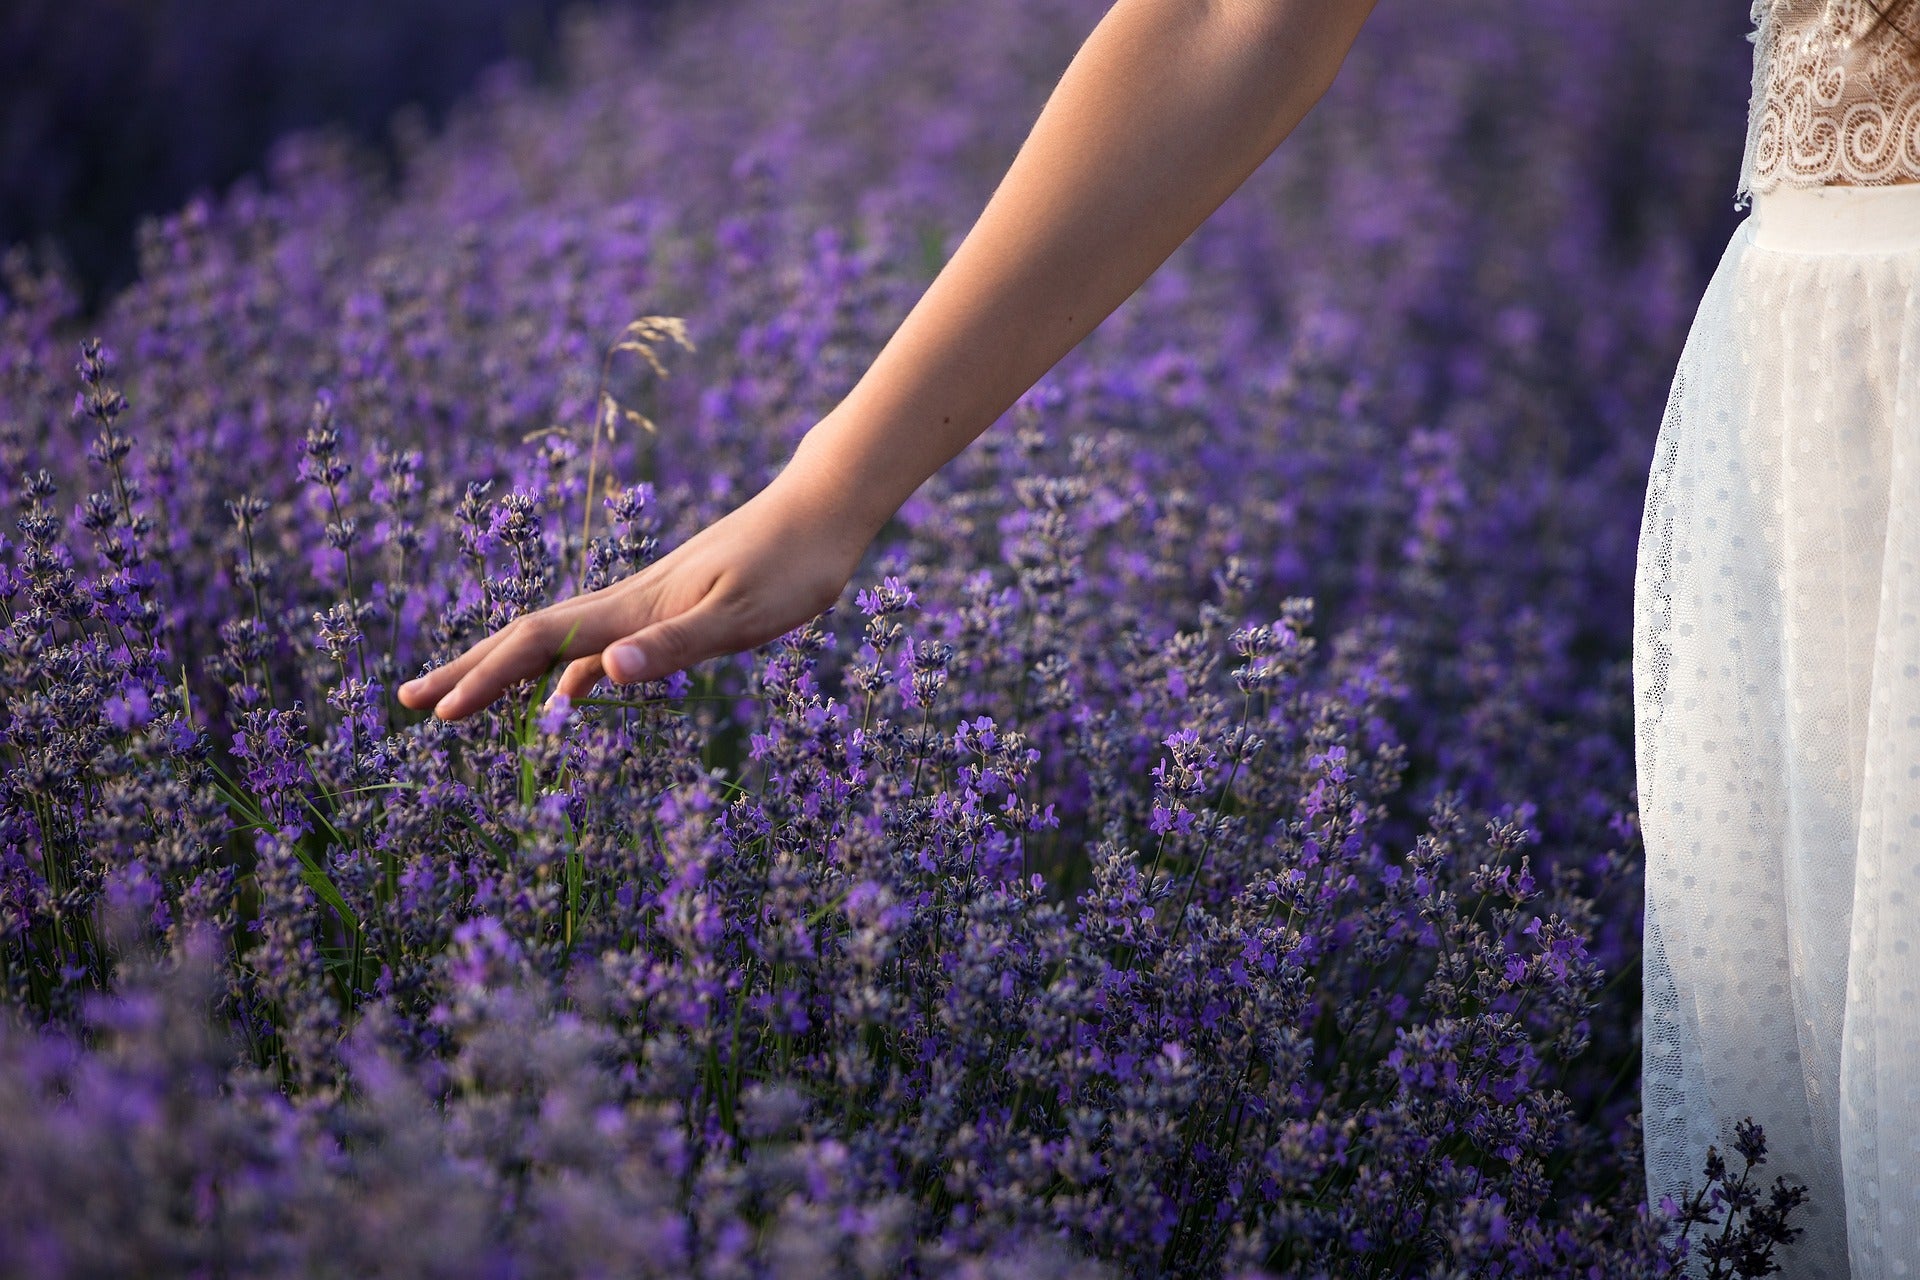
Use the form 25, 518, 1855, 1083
396, 457, 875, 721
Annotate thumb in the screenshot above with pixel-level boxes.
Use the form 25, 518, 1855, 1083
602, 605, 725, 685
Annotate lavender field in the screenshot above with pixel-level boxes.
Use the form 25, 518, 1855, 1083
0, 0, 1800, 1275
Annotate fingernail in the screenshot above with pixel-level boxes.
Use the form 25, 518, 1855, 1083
434, 694, 457, 718
605, 642, 646, 683
400, 678, 421, 698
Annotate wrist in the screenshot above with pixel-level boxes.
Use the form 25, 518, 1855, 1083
784, 407, 910, 542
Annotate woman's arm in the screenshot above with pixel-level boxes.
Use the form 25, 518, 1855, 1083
791, 0, 1376, 534
400, 0, 1377, 721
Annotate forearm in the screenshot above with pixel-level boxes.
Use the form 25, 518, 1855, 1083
787, 0, 1376, 533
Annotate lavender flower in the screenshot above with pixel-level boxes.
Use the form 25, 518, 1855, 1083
0, 0, 1778, 1274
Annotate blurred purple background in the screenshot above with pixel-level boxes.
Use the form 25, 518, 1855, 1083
0, 0, 1792, 1268
4, 0, 1754, 313
0, 0, 674, 307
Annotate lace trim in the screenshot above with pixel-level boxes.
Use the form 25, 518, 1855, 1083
1740, 0, 1920, 208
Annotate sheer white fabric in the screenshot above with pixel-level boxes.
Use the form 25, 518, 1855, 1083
1741, 0, 1920, 206
1636, 183, 1920, 1278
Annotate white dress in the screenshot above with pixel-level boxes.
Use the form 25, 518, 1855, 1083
1637, 4, 1920, 1276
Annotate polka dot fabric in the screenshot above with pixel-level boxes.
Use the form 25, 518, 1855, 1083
1637, 183, 1920, 1279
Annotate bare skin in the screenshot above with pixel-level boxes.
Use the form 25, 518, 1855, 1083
398, 0, 1379, 722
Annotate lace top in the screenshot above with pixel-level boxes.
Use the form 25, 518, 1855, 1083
1741, 0, 1920, 205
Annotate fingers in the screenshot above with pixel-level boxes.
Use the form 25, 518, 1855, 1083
397, 580, 632, 713
601, 600, 735, 686
396, 621, 515, 710
552, 655, 604, 703
415, 599, 636, 721
394, 553, 754, 720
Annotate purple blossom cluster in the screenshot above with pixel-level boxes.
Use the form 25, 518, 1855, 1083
0, 0, 1803, 1275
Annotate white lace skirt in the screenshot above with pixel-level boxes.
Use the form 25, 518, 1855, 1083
1637, 183, 1920, 1280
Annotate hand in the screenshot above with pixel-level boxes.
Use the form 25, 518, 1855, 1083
396, 456, 875, 721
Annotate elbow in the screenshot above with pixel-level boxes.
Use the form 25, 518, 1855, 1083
1230, 0, 1376, 104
